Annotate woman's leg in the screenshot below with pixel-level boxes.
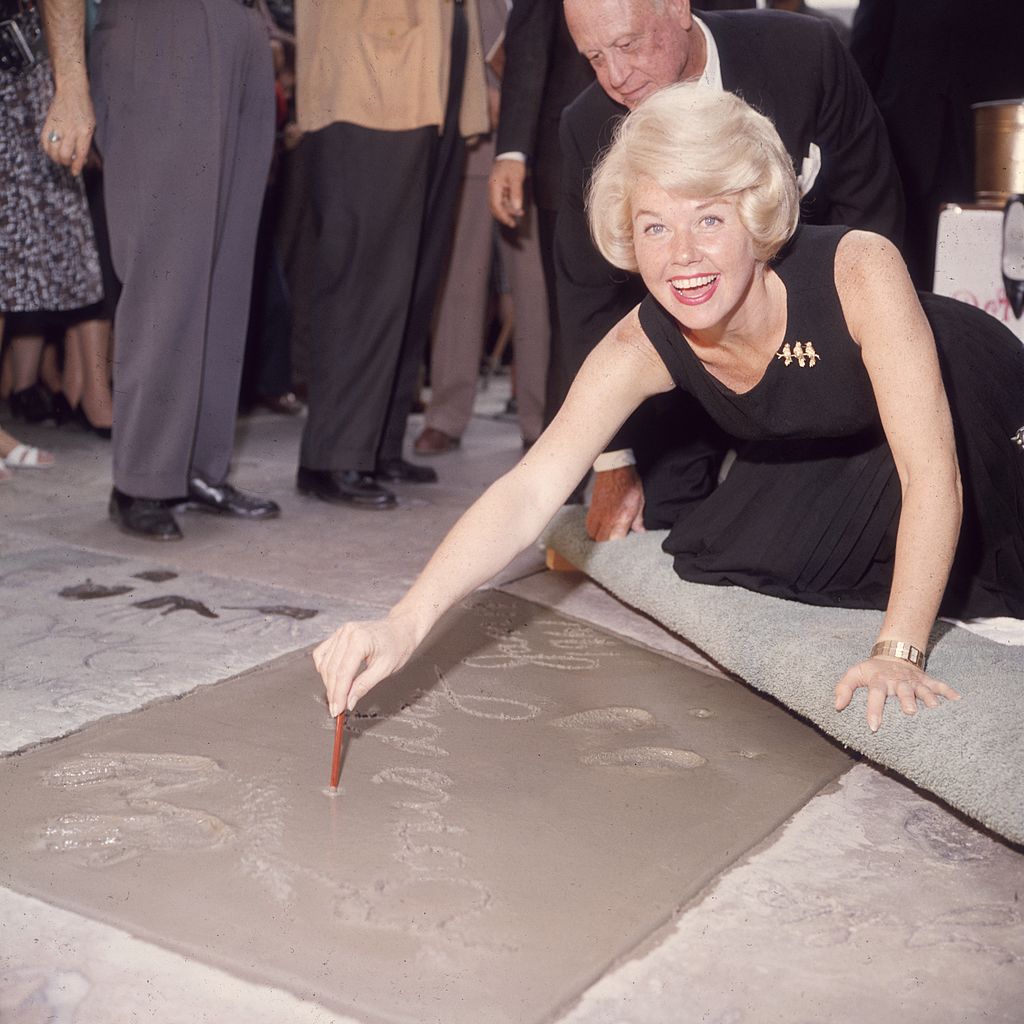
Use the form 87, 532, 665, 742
63, 318, 113, 428
8, 334, 44, 392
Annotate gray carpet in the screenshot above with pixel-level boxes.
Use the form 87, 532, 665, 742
543, 508, 1024, 845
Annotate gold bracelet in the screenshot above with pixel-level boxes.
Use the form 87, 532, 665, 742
870, 640, 926, 669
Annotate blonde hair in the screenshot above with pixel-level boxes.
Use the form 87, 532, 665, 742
587, 83, 800, 269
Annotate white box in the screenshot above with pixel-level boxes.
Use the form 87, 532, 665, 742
933, 204, 1024, 344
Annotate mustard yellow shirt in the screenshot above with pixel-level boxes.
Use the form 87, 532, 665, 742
296, 0, 490, 138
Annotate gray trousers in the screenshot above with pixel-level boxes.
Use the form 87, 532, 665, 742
90, 0, 274, 498
426, 158, 549, 444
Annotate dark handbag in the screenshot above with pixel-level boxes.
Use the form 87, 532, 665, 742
0, 0, 44, 74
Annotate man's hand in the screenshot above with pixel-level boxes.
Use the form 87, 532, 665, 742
488, 158, 527, 228
40, 80, 95, 176
585, 466, 646, 541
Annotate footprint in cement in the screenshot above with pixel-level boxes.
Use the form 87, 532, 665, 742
132, 569, 178, 582
550, 706, 657, 732
46, 752, 224, 795
132, 595, 218, 618
223, 604, 319, 620
59, 579, 134, 600
41, 803, 233, 867
41, 752, 233, 866
333, 876, 491, 937
581, 746, 707, 772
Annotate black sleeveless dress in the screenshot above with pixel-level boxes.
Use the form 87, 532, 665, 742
638, 225, 1024, 618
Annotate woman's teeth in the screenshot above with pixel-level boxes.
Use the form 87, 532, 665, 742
672, 274, 718, 293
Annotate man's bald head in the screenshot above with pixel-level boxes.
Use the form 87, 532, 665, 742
563, 0, 705, 109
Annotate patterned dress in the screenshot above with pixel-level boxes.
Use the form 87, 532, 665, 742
0, 10, 102, 313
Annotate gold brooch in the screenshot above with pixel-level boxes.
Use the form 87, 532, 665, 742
776, 341, 820, 367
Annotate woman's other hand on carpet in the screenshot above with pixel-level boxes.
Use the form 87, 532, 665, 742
313, 616, 420, 717
834, 658, 962, 733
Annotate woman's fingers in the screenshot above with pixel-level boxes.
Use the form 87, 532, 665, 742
313, 625, 368, 715
314, 619, 418, 715
835, 659, 962, 732
924, 676, 962, 701
895, 677, 919, 716
865, 682, 888, 733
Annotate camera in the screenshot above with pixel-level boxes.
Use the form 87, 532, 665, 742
0, 1, 43, 74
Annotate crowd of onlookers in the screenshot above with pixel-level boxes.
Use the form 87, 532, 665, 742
2, 0, 1022, 539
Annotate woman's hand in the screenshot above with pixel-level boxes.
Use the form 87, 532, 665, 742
40, 81, 95, 177
313, 615, 420, 717
834, 657, 962, 733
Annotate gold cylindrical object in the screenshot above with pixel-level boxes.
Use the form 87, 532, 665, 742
974, 99, 1024, 206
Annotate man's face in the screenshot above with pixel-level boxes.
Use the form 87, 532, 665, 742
564, 0, 699, 109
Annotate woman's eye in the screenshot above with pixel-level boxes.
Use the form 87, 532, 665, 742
701, 215, 721, 227
643, 223, 665, 236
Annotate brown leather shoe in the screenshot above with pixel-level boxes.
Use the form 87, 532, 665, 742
413, 427, 461, 455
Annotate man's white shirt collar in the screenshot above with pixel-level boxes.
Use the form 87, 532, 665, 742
693, 17, 723, 91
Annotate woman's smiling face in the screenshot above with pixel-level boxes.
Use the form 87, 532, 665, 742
631, 178, 761, 334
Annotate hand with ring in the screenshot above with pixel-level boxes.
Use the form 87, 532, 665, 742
40, 80, 95, 177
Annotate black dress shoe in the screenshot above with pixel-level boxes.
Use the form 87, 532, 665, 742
297, 466, 397, 508
185, 476, 280, 518
375, 457, 438, 484
1002, 193, 1024, 320
109, 487, 183, 541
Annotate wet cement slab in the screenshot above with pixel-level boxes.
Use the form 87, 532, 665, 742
0, 592, 851, 1024
0, 544, 364, 753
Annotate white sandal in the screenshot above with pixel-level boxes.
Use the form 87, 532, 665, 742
2, 443, 55, 469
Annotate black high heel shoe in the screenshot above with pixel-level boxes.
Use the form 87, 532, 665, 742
1002, 193, 1024, 320
8, 383, 53, 423
74, 404, 112, 439
50, 391, 74, 426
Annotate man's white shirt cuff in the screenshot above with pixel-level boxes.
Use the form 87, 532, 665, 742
593, 449, 637, 472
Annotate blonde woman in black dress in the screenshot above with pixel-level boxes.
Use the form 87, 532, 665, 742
314, 85, 1024, 734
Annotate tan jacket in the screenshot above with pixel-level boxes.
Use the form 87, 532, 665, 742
296, 1, 490, 138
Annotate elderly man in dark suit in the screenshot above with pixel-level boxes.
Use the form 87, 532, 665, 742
555, 0, 904, 541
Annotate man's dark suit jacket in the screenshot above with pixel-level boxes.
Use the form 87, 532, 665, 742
852, 0, 1024, 288
494, 0, 593, 213
554, 9, 905, 453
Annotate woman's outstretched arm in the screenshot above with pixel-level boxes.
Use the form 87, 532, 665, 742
315, 312, 674, 716
831, 231, 963, 731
